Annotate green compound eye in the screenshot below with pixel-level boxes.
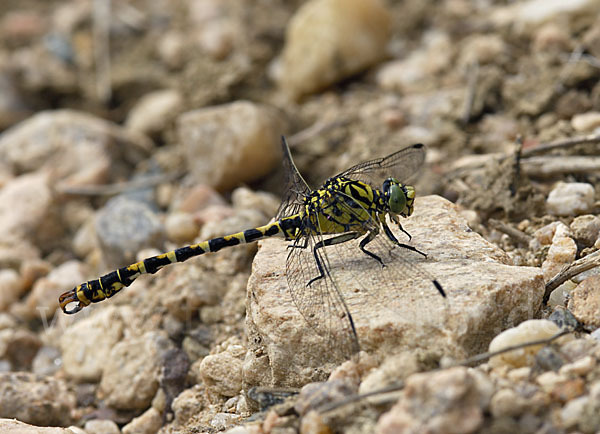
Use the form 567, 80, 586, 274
388, 183, 407, 214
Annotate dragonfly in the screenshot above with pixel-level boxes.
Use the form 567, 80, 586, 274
59, 137, 445, 359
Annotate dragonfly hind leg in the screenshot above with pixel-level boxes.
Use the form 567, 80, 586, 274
307, 232, 360, 286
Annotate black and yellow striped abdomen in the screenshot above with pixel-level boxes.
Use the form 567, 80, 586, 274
59, 218, 301, 314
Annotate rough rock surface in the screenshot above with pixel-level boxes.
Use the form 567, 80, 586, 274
244, 195, 544, 387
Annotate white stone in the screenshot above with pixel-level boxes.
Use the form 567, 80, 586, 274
572, 111, 600, 132
125, 89, 183, 136
547, 182, 595, 216
279, 0, 391, 99
489, 320, 564, 368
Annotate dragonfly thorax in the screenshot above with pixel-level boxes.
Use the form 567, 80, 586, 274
382, 178, 415, 218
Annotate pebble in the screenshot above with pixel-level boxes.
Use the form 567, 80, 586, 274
122, 407, 163, 434
489, 320, 563, 368
0, 372, 75, 426
548, 306, 579, 330
376, 31, 453, 93
31, 346, 61, 377
165, 211, 199, 244
568, 275, 600, 328
546, 182, 595, 216
98, 331, 173, 410
0, 110, 153, 185
541, 223, 577, 282
171, 386, 205, 428
0, 269, 24, 312
560, 395, 589, 429
196, 342, 244, 400
375, 367, 493, 434
299, 410, 332, 434
210, 412, 241, 431
571, 111, 600, 132
547, 281, 576, 309
125, 89, 183, 137
156, 30, 186, 69
23, 260, 88, 319
570, 214, 600, 247
458, 34, 507, 67
0, 172, 53, 246
176, 100, 284, 191
95, 197, 165, 269
489, 388, 528, 418
295, 380, 357, 416
533, 23, 572, 52
84, 419, 121, 434
59, 306, 126, 382
559, 355, 596, 377
1, 328, 42, 371
278, 0, 391, 99
492, 0, 600, 26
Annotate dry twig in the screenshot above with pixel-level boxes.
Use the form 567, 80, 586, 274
544, 249, 600, 302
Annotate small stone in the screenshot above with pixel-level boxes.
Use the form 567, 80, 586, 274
176, 101, 284, 191
568, 275, 600, 328
95, 197, 165, 269
560, 395, 589, 429
0, 372, 75, 426
295, 380, 357, 416
300, 410, 333, 434
59, 306, 126, 382
532, 221, 560, 245
534, 346, 566, 372
570, 215, 600, 247
210, 413, 241, 431
24, 260, 88, 319
375, 367, 492, 434
279, 0, 391, 99
559, 355, 596, 377
536, 370, 564, 391
31, 346, 61, 377
125, 89, 183, 138
458, 34, 507, 67
122, 407, 162, 434
489, 320, 563, 368
84, 419, 121, 434
157, 31, 186, 69
0, 269, 24, 312
98, 331, 173, 410
165, 211, 199, 244
506, 366, 531, 383
171, 386, 206, 427
548, 307, 579, 330
533, 23, 572, 52
541, 224, 577, 282
571, 111, 600, 132
547, 281, 576, 309
196, 343, 244, 400
490, 388, 527, 418
2, 328, 41, 371
546, 182, 595, 216
377, 32, 452, 93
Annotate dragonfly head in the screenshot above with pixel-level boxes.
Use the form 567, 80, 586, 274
383, 178, 415, 217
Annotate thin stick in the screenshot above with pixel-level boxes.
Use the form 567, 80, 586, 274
56, 172, 183, 196
93, 0, 112, 102
488, 218, 532, 246
544, 249, 600, 302
521, 133, 600, 158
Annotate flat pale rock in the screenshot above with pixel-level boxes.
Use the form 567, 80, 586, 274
244, 195, 544, 387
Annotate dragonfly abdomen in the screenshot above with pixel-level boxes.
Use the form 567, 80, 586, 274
59, 219, 298, 314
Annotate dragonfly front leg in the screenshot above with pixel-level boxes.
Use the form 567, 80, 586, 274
381, 220, 427, 258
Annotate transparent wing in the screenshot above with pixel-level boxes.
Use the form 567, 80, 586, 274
285, 190, 446, 361
285, 226, 360, 362
276, 136, 313, 220
336, 143, 426, 189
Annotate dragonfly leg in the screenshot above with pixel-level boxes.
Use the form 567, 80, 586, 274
307, 232, 360, 286
382, 220, 427, 258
